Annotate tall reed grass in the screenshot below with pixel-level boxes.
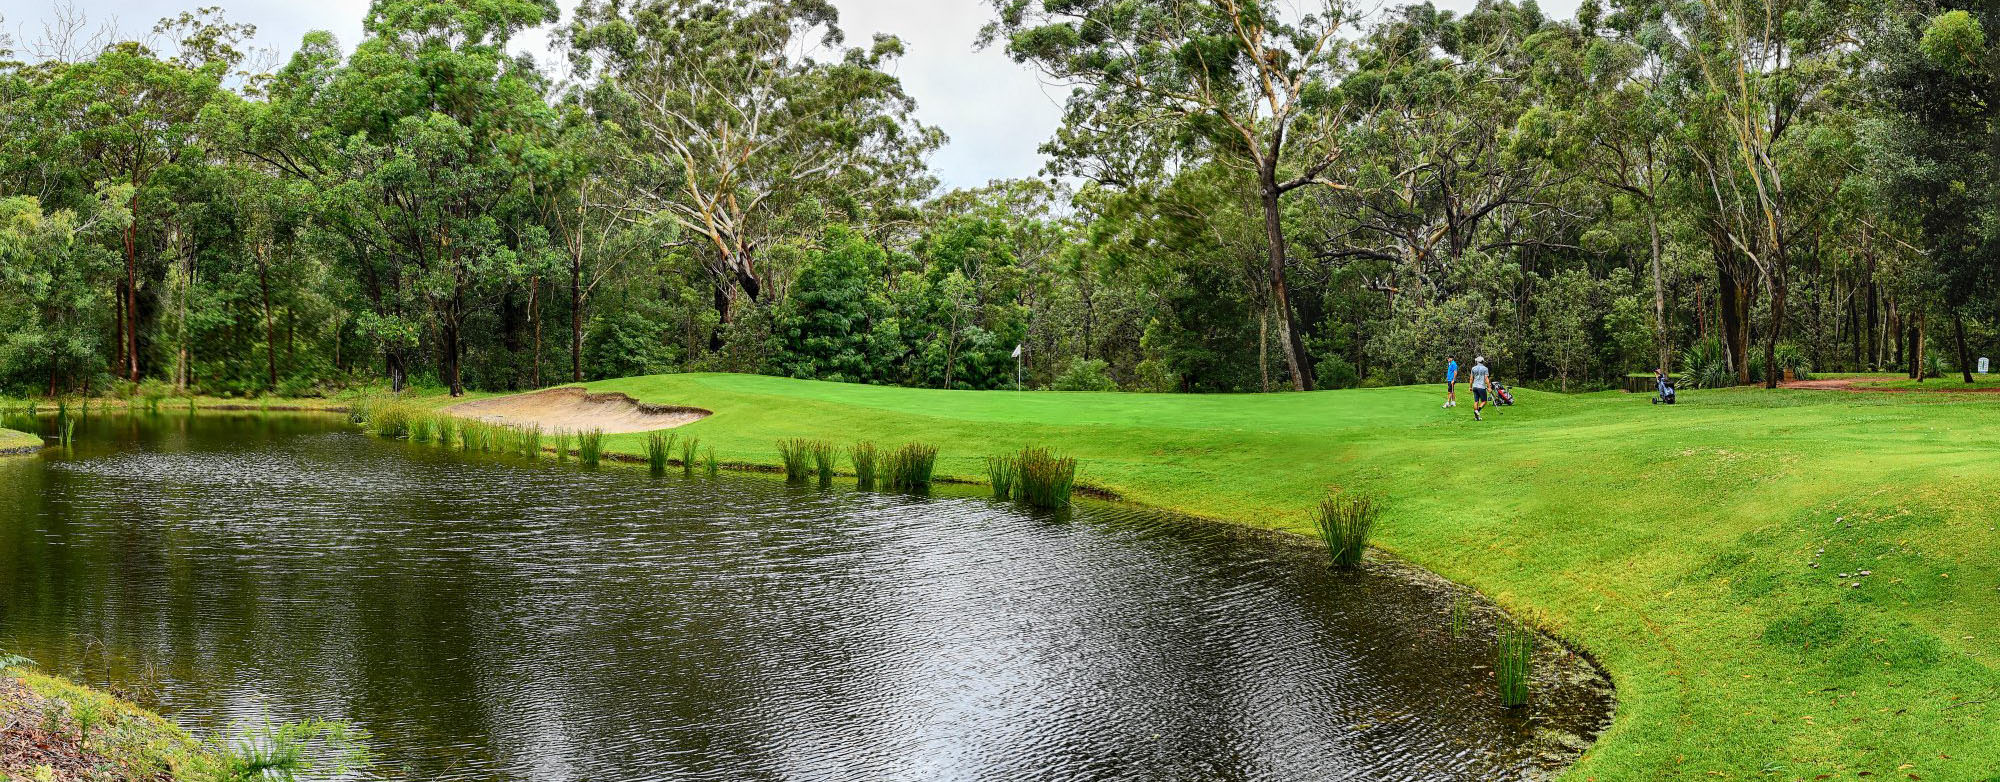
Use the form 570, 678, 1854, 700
577, 429, 604, 467
986, 454, 1018, 499
435, 415, 458, 447
1015, 447, 1077, 508
554, 429, 573, 460
777, 438, 814, 482
647, 432, 675, 475
520, 424, 542, 458
703, 446, 718, 477
1313, 492, 1377, 569
851, 442, 878, 489
883, 442, 938, 490
680, 435, 700, 476
809, 440, 837, 486
410, 416, 434, 444
1495, 621, 1534, 707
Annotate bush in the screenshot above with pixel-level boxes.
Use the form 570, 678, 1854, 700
1015, 446, 1077, 508
1316, 355, 1360, 390
1049, 358, 1118, 392
1922, 351, 1949, 379
1774, 342, 1812, 381
1680, 338, 1734, 389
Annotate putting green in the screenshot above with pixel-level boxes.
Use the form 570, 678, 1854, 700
561, 373, 2000, 779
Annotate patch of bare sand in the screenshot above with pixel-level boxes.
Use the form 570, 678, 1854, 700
447, 387, 709, 434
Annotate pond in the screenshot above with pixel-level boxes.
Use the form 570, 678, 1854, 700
0, 413, 1611, 781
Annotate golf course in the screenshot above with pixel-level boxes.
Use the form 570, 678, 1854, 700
505, 373, 2000, 780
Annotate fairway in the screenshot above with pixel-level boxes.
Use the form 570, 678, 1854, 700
571, 373, 2000, 780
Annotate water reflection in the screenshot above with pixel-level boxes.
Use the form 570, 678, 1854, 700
0, 414, 1609, 781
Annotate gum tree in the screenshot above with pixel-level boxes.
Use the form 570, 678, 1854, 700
983, 0, 1370, 390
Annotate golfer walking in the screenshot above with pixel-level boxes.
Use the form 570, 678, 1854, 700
1469, 356, 1491, 421
1443, 356, 1459, 408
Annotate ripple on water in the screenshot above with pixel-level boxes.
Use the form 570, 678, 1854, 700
0, 414, 1611, 781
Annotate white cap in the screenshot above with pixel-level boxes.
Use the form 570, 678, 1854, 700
1475, 356, 1486, 364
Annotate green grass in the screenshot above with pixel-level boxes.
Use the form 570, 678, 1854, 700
547, 371, 2000, 780
1313, 492, 1376, 569
0, 426, 38, 453
1496, 620, 1535, 708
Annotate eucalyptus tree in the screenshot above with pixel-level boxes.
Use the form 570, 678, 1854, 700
983, 0, 1372, 390
1874, 4, 2000, 382
566, 0, 941, 336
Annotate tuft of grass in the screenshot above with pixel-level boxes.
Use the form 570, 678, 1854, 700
1313, 492, 1378, 569
1496, 620, 1534, 708
986, 454, 1018, 499
883, 442, 939, 491
409, 415, 434, 444
553, 429, 573, 460
851, 442, 878, 489
577, 429, 604, 467
703, 446, 718, 477
1449, 594, 1471, 640
435, 415, 457, 447
647, 432, 675, 475
680, 435, 699, 476
519, 424, 542, 458
370, 404, 413, 439
1015, 447, 1076, 508
809, 439, 837, 486
458, 421, 483, 451
777, 438, 813, 482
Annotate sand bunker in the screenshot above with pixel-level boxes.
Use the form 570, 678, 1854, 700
447, 387, 709, 434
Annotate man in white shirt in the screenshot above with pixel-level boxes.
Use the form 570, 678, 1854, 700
1469, 356, 1491, 421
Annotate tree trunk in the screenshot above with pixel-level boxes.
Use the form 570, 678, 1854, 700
1259, 307, 1271, 393
1649, 211, 1669, 372
1258, 165, 1313, 391
529, 275, 543, 389
572, 249, 586, 382
1908, 312, 1923, 381
1763, 266, 1785, 389
1718, 258, 1750, 385
445, 319, 465, 397
1954, 314, 1974, 384
257, 244, 278, 392
123, 208, 141, 384
1866, 275, 1879, 370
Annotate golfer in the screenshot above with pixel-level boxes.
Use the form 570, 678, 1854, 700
1470, 356, 1491, 421
1443, 356, 1459, 408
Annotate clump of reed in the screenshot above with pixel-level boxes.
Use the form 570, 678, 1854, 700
459, 420, 485, 451
554, 429, 573, 460
777, 438, 814, 482
409, 415, 435, 444
986, 454, 1018, 500
1449, 594, 1471, 640
369, 403, 413, 439
1495, 621, 1535, 708
1312, 492, 1378, 570
59, 414, 77, 447
519, 424, 542, 458
851, 442, 878, 489
703, 446, 718, 478
680, 435, 700, 476
577, 429, 605, 467
647, 432, 676, 475
435, 415, 458, 447
883, 442, 938, 490
1015, 447, 1077, 508
809, 440, 837, 486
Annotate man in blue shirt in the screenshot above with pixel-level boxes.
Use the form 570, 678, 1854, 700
1443, 356, 1459, 408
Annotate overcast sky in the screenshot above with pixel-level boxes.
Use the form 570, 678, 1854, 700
5, 0, 1581, 191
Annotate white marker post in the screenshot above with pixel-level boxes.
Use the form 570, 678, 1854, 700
1012, 344, 1024, 391
1980, 357, 1990, 375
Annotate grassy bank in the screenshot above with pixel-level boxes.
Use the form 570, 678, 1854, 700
1, 661, 204, 780
0, 427, 38, 454
523, 373, 2000, 781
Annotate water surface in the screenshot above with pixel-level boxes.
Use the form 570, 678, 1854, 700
0, 414, 1609, 780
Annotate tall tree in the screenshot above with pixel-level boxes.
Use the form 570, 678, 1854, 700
984, 0, 1371, 390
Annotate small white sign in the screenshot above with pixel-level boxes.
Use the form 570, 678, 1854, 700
1981, 357, 1991, 374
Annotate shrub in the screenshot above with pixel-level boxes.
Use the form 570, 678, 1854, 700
1015, 447, 1076, 508
883, 442, 938, 490
852, 442, 878, 489
577, 429, 604, 466
1050, 358, 1119, 392
137, 379, 173, 411
1495, 621, 1534, 708
1922, 351, 1949, 379
1774, 342, 1812, 381
1316, 355, 1360, 390
1680, 337, 1734, 389
986, 454, 1018, 499
1313, 492, 1377, 569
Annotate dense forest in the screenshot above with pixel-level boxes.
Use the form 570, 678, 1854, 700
1, 0, 1995, 398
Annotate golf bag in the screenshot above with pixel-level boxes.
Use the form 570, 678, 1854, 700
1492, 383, 1515, 406
1653, 381, 1677, 405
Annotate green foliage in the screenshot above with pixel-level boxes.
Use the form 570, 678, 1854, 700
851, 441, 878, 489
646, 432, 674, 475
1921, 10, 1985, 68
1774, 343, 1812, 381
1681, 338, 1735, 390
194, 718, 371, 782
702, 446, 718, 478
1014, 447, 1077, 509
577, 429, 604, 467
1495, 621, 1534, 708
1049, 358, 1118, 392
1313, 493, 1377, 570
679, 435, 699, 476
986, 454, 1018, 499
882, 442, 938, 491
808, 439, 837, 486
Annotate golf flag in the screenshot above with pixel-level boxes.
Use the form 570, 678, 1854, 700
1012, 344, 1023, 358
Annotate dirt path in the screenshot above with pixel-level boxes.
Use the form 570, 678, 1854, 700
1780, 375, 1999, 393
447, 387, 710, 434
